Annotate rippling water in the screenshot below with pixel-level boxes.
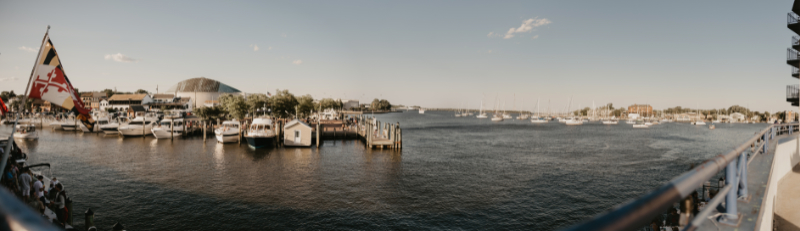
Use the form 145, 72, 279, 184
0, 112, 766, 230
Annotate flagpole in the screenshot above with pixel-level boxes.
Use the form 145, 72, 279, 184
2, 25, 50, 175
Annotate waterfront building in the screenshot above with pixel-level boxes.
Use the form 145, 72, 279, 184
283, 119, 312, 147
107, 94, 153, 112
343, 100, 359, 110
165, 77, 242, 109
80, 92, 107, 111
626, 104, 652, 117
789, 4, 800, 107
145, 94, 194, 111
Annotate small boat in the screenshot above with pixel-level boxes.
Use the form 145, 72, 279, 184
709, 124, 715, 130
565, 118, 583, 125
693, 121, 707, 126
13, 124, 38, 140
215, 120, 241, 143
626, 120, 636, 124
491, 114, 504, 122
633, 120, 649, 128
245, 118, 277, 148
531, 117, 548, 123
602, 119, 618, 125
152, 118, 185, 139
419, 108, 425, 114
476, 113, 488, 119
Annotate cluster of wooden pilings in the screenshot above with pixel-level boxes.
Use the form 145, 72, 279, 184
355, 115, 402, 149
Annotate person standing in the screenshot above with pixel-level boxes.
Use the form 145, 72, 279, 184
53, 183, 67, 225
18, 169, 31, 202
33, 175, 47, 206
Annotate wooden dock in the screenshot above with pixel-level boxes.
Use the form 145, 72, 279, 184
312, 115, 402, 149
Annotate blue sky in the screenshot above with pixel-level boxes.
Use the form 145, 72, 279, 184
0, 1, 796, 112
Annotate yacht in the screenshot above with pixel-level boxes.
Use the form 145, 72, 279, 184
215, 120, 241, 143
602, 118, 619, 125
490, 95, 503, 122
530, 99, 548, 123
244, 117, 276, 148
418, 108, 425, 114
80, 117, 109, 133
693, 120, 707, 126
100, 117, 128, 135
626, 120, 636, 124
152, 118, 185, 139
118, 115, 158, 136
13, 124, 38, 140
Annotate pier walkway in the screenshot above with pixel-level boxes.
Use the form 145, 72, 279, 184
775, 138, 800, 230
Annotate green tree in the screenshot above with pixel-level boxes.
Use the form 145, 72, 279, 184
194, 105, 225, 122
319, 98, 342, 110
369, 98, 392, 110
0, 91, 16, 102
219, 94, 249, 120
135, 89, 149, 94
268, 89, 298, 118
245, 93, 269, 117
103, 89, 115, 98
297, 94, 315, 117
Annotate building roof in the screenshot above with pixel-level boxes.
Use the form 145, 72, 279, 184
152, 94, 175, 99
285, 119, 311, 129
108, 94, 148, 101
166, 77, 241, 93
128, 105, 146, 112
80, 92, 107, 98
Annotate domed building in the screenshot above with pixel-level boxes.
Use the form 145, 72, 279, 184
166, 77, 242, 108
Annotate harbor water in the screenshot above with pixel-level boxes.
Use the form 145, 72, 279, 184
0, 112, 766, 230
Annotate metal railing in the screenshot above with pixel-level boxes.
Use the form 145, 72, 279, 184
562, 123, 799, 231
789, 12, 800, 25
788, 84, 799, 101
794, 36, 800, 47
793, 67, 799, 77
788, 48, 799, 62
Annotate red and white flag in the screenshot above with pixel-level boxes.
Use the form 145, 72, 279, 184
27, 35, 94, 129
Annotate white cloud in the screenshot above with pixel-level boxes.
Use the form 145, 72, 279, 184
254, 45, 260, 51
292, 60, 303, 65
104, 53, 138, 63
532, 35, 539, 39
487, 32, 494, 37
18, 46, 38, 52
496, 17, 551, 39
0, 77, 20, 82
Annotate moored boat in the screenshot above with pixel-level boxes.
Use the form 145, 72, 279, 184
215, 120, 241, 143
245, 118, 276, 148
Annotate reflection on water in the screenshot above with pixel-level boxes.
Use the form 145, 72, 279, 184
0, 113, 768, 230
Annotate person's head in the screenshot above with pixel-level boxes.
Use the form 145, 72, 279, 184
55, 183, 62, 192
51, 177, 56, 181
37, 175, 43, 181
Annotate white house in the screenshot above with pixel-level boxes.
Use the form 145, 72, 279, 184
730, 112, 745, 122
284, 119, 312, 147
107, 94, 153, 112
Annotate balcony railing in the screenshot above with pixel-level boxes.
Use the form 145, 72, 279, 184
788, 48, 799, 64
562, 123, 798, 231
789, 12, 800, 25
788, 84, 798, 101
794, 67, 799, 78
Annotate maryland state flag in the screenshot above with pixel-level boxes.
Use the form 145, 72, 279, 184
0, 98, 7, 115
27, 36, 95, 130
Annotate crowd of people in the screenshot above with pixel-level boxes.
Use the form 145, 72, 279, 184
0, 147, 70, 228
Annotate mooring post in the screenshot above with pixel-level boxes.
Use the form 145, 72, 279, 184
720, 158, 739, 224
85, 208, 95, 231
203, 121, 207, 142
738, 151, 748, 198
316, 121, 320, 148
171, 119, 174, 140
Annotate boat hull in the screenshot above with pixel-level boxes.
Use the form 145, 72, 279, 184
216, 133, 240, 143
491, 117, 503, 122
61, 125, 78, 131
13, 132, 38, 140
245, 136, 275, 149
119, 126, 153, 136
152, 128, 183, 139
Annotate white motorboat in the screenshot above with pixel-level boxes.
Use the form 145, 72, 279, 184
215, 120, 241, 143
633, 120, 649, 128
118, 116, 158, 136
80, 117, 109, 133
100, 117, 128, 135
626, 120, 636, 124
516, 114, 530, 120
565, 118, 583, 125
244, 117, 276, 148
152, 118, 185, 139
693, 121, 707, 126
419, 109, 425, 114
602, 119, 618, 125
709, 124, 716, 130
13, 124, 38, 140
491, 115, 504, 122
531, 117, 548, 123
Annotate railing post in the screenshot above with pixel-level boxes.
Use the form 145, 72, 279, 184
764, 133, 769, 153
738, 151, 748, 199
719, 159, 739, 225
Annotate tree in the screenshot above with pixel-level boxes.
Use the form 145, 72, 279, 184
268, 89, 298, 118
369, 98, 392, 110
297, 94, 315, 117
103, 89, 115, 98
319, 98, 342, 110
0, 91, 16, 102
135, 89, 149, 94
219, 94, 248, 120
194, 105, 225, 122
246, 93, 268, 117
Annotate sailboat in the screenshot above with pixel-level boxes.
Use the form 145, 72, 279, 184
476, 100, 488, 119
531, 98, 548, 123
454, 104, 462, 118
491, 96, 504, 122
564, 97, 583, 125
693, 108, 706, 125
502, 100, 512, 119
516, 97, 530, 120
601, 104, 618, 124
